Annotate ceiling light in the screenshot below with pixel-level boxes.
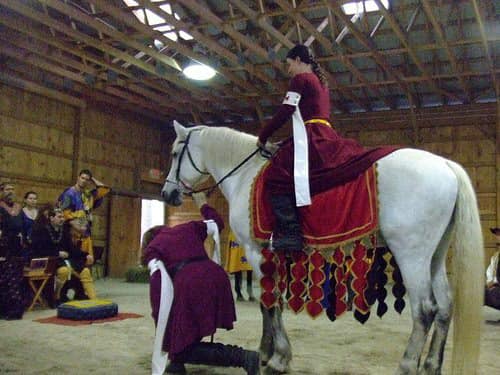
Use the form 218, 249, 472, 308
183, 64, 216, 80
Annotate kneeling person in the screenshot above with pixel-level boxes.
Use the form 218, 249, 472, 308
142, 192, 260, 375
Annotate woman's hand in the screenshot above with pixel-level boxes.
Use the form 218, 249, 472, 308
59, 251, 69, 259
192, 192, 207, 208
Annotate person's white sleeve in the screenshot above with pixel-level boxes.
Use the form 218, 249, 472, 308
204, 220, 220, 265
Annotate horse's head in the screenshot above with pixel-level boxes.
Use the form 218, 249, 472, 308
161, 121, 211, 206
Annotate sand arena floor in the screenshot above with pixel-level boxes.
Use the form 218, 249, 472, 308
0, 278, 499, 374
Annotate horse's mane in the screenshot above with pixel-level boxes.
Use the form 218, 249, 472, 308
201, 126, 258, 168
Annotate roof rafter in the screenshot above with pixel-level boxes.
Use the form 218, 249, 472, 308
91, 0, 261, 95
420, 0, 470, 102
373, 0, 462, 103
325, 1, 418, 108
470, 0, 498, 98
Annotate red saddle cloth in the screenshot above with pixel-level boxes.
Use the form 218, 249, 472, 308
251, 163, 379, 248
252, 163, 407, 323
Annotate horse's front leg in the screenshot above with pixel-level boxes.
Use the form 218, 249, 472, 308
259, 304, 274, 364
260, 305, 292, 374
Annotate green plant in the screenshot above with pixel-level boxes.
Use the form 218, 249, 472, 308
125, 265, 149, 283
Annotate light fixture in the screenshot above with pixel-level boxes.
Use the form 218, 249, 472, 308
183, 63, 216, 81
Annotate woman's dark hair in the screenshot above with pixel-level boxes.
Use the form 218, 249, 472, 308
286, 44, 328, 88
140, 225, 164, 265
34, 203, 61, 227
23, 191, 37, 200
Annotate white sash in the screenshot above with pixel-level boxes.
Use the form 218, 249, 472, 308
283, 91, 311, 206
204, 220, 221, 265
149, 259, 173, 375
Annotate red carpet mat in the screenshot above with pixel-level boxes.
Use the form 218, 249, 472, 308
34, 312, 143, 326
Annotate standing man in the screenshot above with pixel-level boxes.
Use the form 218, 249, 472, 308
58, 169, 110, 263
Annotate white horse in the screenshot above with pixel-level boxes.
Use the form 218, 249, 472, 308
161, 121, 484, 375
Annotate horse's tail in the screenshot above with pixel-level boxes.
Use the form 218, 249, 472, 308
447, 160, 484, 374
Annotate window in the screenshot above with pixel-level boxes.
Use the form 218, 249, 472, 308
123, 0, 193, 42
342, 0, 389, 15
141, 199, 165, 247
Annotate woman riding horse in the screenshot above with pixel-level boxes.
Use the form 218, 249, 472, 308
257, 44, 395, 253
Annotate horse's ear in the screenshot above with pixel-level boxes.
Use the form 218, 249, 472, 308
173, 120, 187, 138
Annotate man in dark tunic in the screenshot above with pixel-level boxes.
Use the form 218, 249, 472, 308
143, 192, 260, 375
0, 181, 25, 320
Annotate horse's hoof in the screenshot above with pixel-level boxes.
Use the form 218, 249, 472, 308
265, 356, 289, 374
419, 362, 441, 375
263, 366, 287, 375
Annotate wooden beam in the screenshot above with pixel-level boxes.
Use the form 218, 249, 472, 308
373, 0, 462, 103
0, 0, 229, 113
471, 0, 499, 98
140, 1, 274, 89
421, 0, 471, 102
176, 0, 285, 75
0, 71, 86, 108
326, 1, 417, 108
72, 107, 83, 182
228, 0, 294, 49
0, 42, 178, 115
0, 18, 194, 110
91, 0, 261, 95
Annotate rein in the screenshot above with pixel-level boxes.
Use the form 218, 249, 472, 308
166, 130, 267, 197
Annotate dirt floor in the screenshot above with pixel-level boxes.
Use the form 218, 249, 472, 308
0, 278, 499, 375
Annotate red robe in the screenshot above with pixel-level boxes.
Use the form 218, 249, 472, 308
258, 72, 398, 196
144, 204, 236, 360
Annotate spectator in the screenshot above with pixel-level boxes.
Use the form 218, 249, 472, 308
21, 191, 38, 247
58, 169, 110, 262
142, 192, 260, 375
31, 205, 96, 304
225, 230, 255, 302
0, 181, 25, 320
485, 227, 500, 310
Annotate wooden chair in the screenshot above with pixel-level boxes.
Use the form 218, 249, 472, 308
91, 246, 105, 280
24, 256, 58, 311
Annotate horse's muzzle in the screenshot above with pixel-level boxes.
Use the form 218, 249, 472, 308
163, 189, 182, 206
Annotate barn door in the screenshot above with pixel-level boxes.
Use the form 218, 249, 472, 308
108, 194, 141, 278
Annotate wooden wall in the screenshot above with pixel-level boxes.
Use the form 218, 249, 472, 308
0, 82, 167, 277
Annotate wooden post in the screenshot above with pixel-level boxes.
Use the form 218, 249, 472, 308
496, 99, 500, 231
72, 107, 84, 182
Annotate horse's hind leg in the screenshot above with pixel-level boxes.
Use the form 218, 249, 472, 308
394, 261, 437, 375
261, 306, 292, 374
422, 228, 453, 375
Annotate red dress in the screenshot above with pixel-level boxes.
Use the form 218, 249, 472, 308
144, 204, 236, 361
258, 72, 397, 196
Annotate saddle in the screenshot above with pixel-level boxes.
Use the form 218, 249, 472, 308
250, 163, 379, 249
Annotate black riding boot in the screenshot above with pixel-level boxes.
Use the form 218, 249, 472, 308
165, 361, 186, 374
270, 194, 303, 252
179, 342, 260, 375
